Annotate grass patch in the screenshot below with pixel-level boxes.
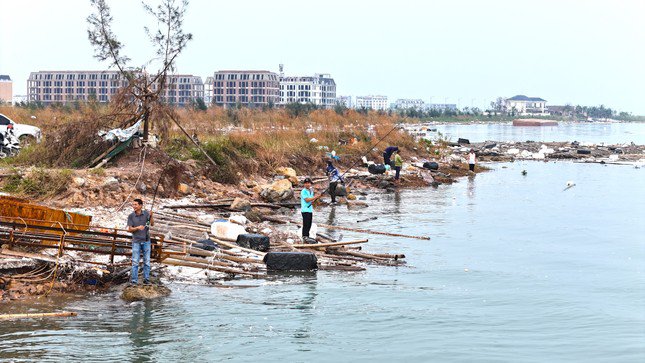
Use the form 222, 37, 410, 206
1, 168, 72, 198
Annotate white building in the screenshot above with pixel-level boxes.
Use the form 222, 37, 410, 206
279, 73, 336, 108
504, 95, 547, 115
336, 95, 352, 108
395, 98, 425, 109
204, 76, 214, 104
356, 95, 388, 110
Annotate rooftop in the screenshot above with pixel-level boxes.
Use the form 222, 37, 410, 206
507, 95, 547, 102
0, 75, 12, 81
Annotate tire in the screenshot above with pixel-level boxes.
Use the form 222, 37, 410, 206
19, 135, 36, 147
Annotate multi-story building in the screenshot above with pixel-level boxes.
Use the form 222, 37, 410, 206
279, 73, 336, 108
504, 95, 547, 115
0, 75, 14, 103
336, 96, 352, 108
355, 95, 388, 110
209, 70, 280, 107
395, 99, 425, 110
204, 76, 214, 104
27, 70, 203, 106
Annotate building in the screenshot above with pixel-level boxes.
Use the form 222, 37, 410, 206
427, 103, 457, 111
27, 70, 203, 106
355, 95, 388, 110
209, 70, 280, 108
395, 99, 425, 110
336, 96, 352, 108
279, 73, 336, 108
204, 76, 214, 104
504, 95, 547, 115
0, 75, 13, 103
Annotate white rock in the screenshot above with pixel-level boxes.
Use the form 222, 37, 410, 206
507, 148, 520, 155
286, 238, 295, 244
197, 214, 216, 224
309, 138, 318, 143
609, 155, 619, 161
229, 214, 248, 225
261, 228, 272, 234
520, 150, 533, 158
533, 153, 546, 160
73, 177, 86, 187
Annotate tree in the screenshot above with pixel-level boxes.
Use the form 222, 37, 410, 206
87, 0, 192, 142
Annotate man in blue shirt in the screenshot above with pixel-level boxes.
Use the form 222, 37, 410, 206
301, 178, 322, 242
325, 161, 344, 204
127, 198, 154, 284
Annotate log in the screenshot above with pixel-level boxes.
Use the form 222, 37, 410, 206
162, 258, 262, 277
211, 238, 267, 257
292, 239, 368, 248
0, 248, 59, 263
0, 311, 77, 320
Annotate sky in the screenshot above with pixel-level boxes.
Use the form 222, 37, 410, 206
1, 0, 644, 113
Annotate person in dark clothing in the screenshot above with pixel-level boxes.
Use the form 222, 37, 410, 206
325, 161, 344, 204
383, 146, 399, 167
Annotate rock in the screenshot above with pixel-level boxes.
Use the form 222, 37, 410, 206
177, 183, 190, 194
263, 252, 318, 271
378, 180, 390, 189
245, 180, 258, 188
72, 177, 86, 187
347, 194, 357, 200
275, 167, 298, 185
102, 177, 120, 191
197, 214, 216, 225
229, 214, 248, 225
211, 220, 247, 241
135, 181, 147, 193
121, 284, 171, 302
195, 238, 218, 251
244, 208, 264, 223
347, 201, 369, 209
507, 148, 520, 155
157, 184, 165, 196
259, 179, 294, 202
457, 138, 470, 144
484, 142, 497, 149
577, 149, 592, 155
230, 197, 251, 211
335, 184, 348, 197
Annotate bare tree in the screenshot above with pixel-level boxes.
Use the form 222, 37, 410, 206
87, 0, 192, 142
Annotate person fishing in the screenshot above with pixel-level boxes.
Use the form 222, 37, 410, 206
301, 178, 323, 243
127, 198, 154, 285
325, 160, 344, 204
383, 146, 399, 167
393, 150, 403, 181
468, 149, 476, 172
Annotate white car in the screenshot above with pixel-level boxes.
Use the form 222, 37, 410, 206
0, 113, 42, 144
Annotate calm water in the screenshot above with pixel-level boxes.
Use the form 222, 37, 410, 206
2, 127, 644, 362
432, 122, 645, 144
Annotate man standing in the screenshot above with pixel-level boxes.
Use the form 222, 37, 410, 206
468, 149, 476, 172
127, 198, 154, 285
325, 161, 344, 204
301, 178, 322, 243
394, 150, 403, 181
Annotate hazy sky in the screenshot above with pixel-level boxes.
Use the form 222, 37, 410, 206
1, 0, 644, 113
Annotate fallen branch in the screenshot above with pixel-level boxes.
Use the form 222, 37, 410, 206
292, 239, 368, 248
0, 312, 77, 320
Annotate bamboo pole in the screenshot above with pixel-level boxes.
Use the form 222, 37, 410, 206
211, 238, 266, 257
316, 223, 431, 240
292, 239, 369, 248
163, 258, 262, 277
0, 312, 77, 320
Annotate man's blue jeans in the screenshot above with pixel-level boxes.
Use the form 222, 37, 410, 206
131, 240, 151, 283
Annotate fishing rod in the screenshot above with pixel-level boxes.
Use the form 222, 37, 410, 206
312, 122, 402, 200
145, 168, 166, 240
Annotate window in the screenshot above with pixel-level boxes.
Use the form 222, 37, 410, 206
0, 114, 11, 125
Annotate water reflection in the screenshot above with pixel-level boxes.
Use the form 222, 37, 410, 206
293, 277, 318, 344
127, 301, 155, 361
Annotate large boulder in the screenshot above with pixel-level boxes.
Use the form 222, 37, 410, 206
230, 197, 251, 211
121, 284, 171, 301
259, 179, 294, 202
102, 177, 120, 191
275, 167, 299, 185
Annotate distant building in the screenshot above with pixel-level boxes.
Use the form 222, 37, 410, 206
356, 95, 388, 110
427, 103, 457, 111
0, 75, 12, 103
12, 95, 28, 104
209, 70, 280, 108
279, 73, 336, 108
336, 95, 352, 108
395, 98, 425, 110
504, 95, 547, 115
204, 76, 214, 104
27, 70, 203, 106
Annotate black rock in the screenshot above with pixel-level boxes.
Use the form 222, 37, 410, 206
263, 252, 318, 271
457, 138, 470, 144
577, 149, 591, 155
196, 238, 218, 251
484, 142, 497, 149
236, 234, 270, 252
368, 164, 386, 174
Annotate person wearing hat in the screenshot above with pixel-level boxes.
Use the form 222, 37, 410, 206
301, 177, 322, 242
